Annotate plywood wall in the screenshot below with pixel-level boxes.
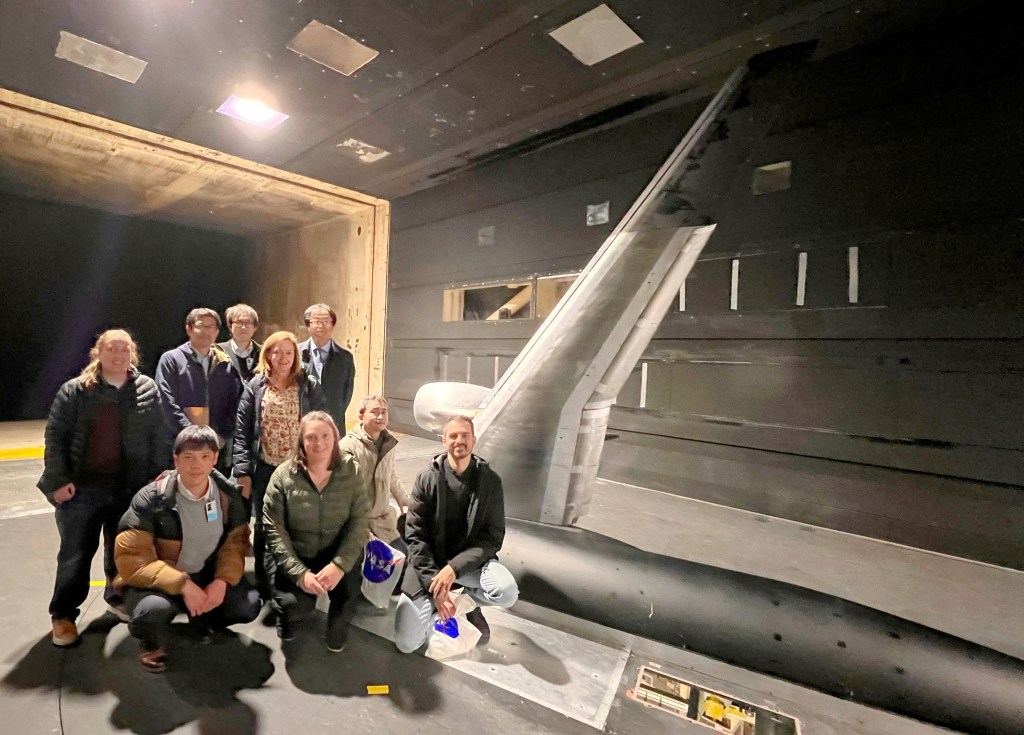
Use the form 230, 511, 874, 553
254, 203, 389, 427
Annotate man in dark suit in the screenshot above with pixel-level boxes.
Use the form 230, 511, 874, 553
217, 304, 262, 386
299, 303, 355, 430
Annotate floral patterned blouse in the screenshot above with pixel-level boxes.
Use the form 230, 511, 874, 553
259, 382, 301, 466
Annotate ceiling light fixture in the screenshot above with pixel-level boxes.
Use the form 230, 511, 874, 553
216, 95, 289, 130
54, 31, 147, 83
548, 4, 643, 66
288, 20, 379, 76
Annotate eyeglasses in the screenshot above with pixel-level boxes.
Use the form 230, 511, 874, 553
231, 320, 256, 327
308, 318, 333, 326
191, 322, 218, 331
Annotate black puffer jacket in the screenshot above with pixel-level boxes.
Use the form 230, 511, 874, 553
36, 371, 170, 497
232, 373, 325, 478
402, 454, 506, 597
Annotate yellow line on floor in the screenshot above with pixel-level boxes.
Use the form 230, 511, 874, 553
0, 446, 44, 461
89, 580, 106, 587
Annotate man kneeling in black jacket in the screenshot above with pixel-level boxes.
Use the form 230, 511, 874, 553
394, 415, 518, 653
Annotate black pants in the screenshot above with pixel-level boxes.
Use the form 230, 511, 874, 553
271, 550, 362, 632
124, 574, 261, 650
49, 486, 129, 621
249, 460, 277, 599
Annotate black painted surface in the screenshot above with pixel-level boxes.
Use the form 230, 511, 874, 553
0, 192, 250, 420
504, 518, 1024, 735
386, 3, 1024, 564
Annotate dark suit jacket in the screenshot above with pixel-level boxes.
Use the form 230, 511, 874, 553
299, 338, 355, 429
217, 339, 262, 386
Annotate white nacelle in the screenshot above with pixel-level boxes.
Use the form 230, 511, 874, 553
413, 382, 492, 434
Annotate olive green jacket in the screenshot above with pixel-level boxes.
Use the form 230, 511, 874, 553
263, 458, 369, 584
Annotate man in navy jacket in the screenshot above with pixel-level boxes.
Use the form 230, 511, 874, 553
155, 308, 242, 475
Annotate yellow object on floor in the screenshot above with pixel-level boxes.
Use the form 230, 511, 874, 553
366, 685, 389, 695
0, 446, 44, 461
89, 580, 106, 587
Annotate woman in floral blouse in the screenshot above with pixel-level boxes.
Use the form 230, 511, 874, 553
233, 331, 325, 600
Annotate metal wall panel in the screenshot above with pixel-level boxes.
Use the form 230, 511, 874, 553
384, 15, 1024, 564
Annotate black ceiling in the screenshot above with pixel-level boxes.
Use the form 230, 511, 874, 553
0, 0, 973, 201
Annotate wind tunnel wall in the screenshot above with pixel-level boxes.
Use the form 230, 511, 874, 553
0, 88, 389, 426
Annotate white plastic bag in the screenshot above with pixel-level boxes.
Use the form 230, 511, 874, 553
360, 538, 406, 609
425, 590, 482, 660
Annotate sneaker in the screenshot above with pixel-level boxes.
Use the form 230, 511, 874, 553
326, 623, 348, 653
107, 604, 130, 623
196, 627, 214, 645
276, 618, 295, 642
138, 645, 167, 673
51, 618, 80, 647
465, 608, 490, 646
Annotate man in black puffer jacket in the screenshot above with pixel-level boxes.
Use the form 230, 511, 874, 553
37, 329, 170, 648
395, 415, 518, 654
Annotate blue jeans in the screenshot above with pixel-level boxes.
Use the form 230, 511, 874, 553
49, 486, 129, 621
394, 560, 519, 653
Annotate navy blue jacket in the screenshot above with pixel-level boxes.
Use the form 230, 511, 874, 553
155, 343, 242, 440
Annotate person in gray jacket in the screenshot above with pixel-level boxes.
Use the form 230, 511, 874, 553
263, 411, 369, 652
338, 395, 410, 553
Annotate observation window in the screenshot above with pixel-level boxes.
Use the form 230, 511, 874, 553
442, 272, 578, 322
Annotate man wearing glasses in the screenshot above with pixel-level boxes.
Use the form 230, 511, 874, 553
218, 304, 262, 386
156, 308, 242, 475
299, 303, 355, 430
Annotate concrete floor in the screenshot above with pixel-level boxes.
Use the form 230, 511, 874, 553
1, 431, 1019, 734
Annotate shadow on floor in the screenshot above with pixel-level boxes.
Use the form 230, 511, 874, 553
281, 611, 443, 713
470, 624, 572, 686
2, 615, 273, 735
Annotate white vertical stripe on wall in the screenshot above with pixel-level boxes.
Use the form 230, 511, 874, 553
796, 251, 808, 306
639, 362, 648, 409
848, 246, 860, 304
730, 258, 740, 311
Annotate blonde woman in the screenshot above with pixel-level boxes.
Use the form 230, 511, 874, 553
37, 329, 169, 647
233, 331, 325, 599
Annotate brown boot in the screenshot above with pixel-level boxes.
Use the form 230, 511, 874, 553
51, 619, 79, 647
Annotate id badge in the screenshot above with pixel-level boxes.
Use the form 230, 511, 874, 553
205, 499, 219, 523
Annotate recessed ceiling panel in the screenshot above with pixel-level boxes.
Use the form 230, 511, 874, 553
54, 31, 147, 83
288, 20, 379, 77
548, 4, 644, 66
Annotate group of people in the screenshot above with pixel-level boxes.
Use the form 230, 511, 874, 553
36, 302, 519, 673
